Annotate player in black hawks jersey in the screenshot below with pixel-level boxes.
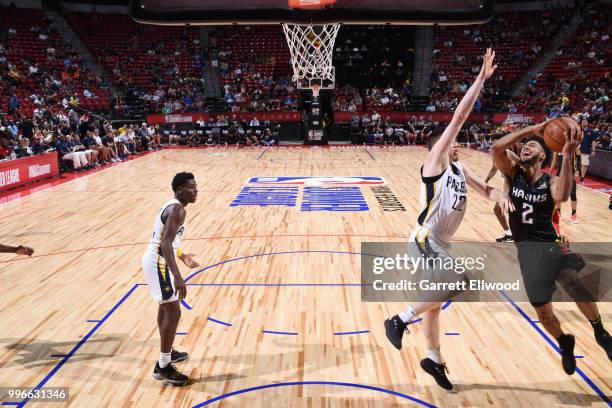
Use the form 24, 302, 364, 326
492, 120, 611, 374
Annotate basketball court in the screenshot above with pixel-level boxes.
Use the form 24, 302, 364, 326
0, 146, 610, 407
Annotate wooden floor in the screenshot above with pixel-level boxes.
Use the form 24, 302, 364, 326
0, 146, 610, 407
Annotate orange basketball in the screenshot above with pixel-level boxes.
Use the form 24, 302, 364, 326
543, 118, 570, 153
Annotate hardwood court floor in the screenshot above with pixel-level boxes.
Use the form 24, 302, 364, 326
0, 146, 610, 407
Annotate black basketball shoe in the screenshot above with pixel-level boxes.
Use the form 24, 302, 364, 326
558, 334, 576, 375
153, 362, 188, 385
171, 349, 189, 363
384, 315, 409, 350
495, 233, 513, 242
420, 358, 453, 391
595, 330, 612, 361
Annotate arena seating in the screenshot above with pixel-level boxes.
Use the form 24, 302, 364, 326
525, 4, 611, 113
0, 7, 109, 116
65, 11, 200, 113
431, 7, 573, 112
211, 25, 297, 111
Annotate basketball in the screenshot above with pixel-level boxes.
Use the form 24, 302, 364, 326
543, 118, 570, 153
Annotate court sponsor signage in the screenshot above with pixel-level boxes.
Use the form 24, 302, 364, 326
148, 112, 301, 125
0, 152, 59, 192
371, 186, 406, 211
494, 112, 547, 124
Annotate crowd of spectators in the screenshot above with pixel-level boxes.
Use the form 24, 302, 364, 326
1, 5, 110, 124
429, 5, 573, 112
161, 118, 280, 147
343, 106, 611, 152
0, 4, 610, 166
0, 107, 283, 171
0, 102, 167, 170
513, 3, 611, 115
210, 26, 299, 112
65, 11, 203, 115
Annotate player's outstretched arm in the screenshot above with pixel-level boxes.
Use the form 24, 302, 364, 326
491, 122, 546, 178
484, 161, 497, 184
0, 244, 34, 256
160, 204, 187, 300
551, 121, 582, 204
463, 163, 515, 214
424, 48, 496, 176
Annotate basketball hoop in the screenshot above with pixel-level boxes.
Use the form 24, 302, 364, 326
282, 22, 340, 92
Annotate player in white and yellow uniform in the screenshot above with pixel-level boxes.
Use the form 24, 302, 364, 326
142, 172, 199, 385
384, 49, 514, 391
143, 198, 187, 303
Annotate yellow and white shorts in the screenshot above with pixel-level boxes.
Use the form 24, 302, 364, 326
142, 251, 178, 303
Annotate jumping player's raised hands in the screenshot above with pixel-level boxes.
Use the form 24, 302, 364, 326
479, 48, 498, 81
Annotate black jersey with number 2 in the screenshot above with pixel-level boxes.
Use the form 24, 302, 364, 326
508, 169, 559, 242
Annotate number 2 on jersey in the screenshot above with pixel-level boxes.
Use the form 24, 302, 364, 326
522, 203, 533, 224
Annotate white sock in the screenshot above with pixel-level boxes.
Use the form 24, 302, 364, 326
504, 229, 512, 236
427, 348, 442, 364
159, 352, 171, 368
399, 305, 417, 324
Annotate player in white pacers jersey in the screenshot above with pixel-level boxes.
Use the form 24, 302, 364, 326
142, 172, 199, 385
384, 49, 514, 391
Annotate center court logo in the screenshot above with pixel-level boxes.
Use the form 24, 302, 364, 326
232, 176, 404, 212
247, 176, 385, 185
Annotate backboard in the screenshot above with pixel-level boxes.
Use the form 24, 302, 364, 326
131, 0, 494, 26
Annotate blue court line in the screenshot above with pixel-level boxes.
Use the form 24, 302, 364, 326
1, 403, 20, 406
575, 356, 584, 359
256, 148, 269, 160
207, 317, 232, 327
191, 381, 436, 408
14, 283, 141, 407
499, 290, 610, 405
262, 330, 298, 336
441, 300, 452, 310
444, 333, 460, 336
183, 250, 381, 283
176, 332, 188, 336
180, 250, 382, 310
50, 354, 68, 358
363, 147, 376, 161
86, 320, 100, 323
334, 330, 369, 336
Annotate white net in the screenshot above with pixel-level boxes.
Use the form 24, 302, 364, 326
282, 23, 340, 90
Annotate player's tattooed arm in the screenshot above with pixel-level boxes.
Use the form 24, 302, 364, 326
551, 121, 582, 204
160, 204, 187, 300
424, 48, 496, 176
